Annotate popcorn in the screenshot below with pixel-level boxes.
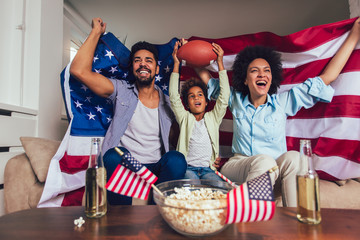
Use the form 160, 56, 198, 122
74, 217, 85, 227
159, 187, 228, 235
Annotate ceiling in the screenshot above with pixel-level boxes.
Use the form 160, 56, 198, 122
65, 0, 350, 48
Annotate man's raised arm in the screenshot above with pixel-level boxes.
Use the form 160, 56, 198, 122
70, 17, 114, 98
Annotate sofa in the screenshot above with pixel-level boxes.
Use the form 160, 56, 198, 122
4, 136, 360, 214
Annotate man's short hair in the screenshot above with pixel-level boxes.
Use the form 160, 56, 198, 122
232, 45, 283, 96
130, 41, 159, 65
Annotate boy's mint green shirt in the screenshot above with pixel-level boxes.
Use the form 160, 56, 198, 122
169, 70, 230, 170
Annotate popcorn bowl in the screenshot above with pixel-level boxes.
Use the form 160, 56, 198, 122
153, 179, 234, 237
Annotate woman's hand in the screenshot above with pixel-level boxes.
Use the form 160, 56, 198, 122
350, 17, 360, 38
319, 17, 360, 85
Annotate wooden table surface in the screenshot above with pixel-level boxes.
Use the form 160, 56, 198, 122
0, 206, 359, 240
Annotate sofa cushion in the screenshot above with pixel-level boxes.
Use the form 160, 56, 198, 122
20, 137, 60, 183
4, 153, 37, 213
320, 179, 360, 209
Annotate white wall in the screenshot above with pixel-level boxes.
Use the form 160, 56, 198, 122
36, 0, 68, 139
0, 0, 65, 216
66, 0, 350, 48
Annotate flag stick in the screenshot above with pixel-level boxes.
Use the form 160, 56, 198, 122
215, 170, 237, 187
267, 165, 279, 173
114, 147, 164, 197
151, 184, 164, 197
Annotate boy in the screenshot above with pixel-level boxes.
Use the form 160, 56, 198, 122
169, 40, 230, 180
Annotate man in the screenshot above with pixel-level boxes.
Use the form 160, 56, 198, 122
70, 17, 186, 205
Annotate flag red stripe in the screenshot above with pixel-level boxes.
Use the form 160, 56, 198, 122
260, 201, 267, 221
133, 180, 144, 198
118, 170, 132, 193
287, 95, 360, 119
226, 191, 232, 223
112, 167, 128, 192
137, 181, 148, 199
282, 51, 360, 85
246, 197, 252, 222
239, 185, 245, 222
317, 171, 341, 181
254, 200, 260, 222
219, 131, 233, 146
142, 185, 152, 200
105, 165, 122, 190
287, 137, 360, 163
269, 202, 276, 220
61, 187, 84, 206
139, 168, 158, 185
124, 174, 137, 195
59, 152, 88, 174
226, 188, 238, 224
130, 178, 143, 197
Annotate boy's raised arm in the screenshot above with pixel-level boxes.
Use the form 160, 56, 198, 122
194, 42, 225, 85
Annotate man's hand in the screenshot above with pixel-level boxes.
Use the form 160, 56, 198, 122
91, 17, 107, 36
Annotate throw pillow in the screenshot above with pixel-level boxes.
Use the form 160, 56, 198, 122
20, 137, 60, 183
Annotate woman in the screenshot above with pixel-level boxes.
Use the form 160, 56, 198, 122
199, 18, 360, 207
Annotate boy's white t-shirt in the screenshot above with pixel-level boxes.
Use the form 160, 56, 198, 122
119, 100, 162, 164
186, 119, 212, 167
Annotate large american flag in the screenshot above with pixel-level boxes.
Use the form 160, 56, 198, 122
38, 33, 177, 207
39, 18, 359, 208
226, 171, 275, 224
105, 148, 158, 200
182, 17, 360, 182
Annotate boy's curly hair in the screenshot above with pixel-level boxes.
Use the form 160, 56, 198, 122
181, 78, 209, 108
232, 45, 283, 96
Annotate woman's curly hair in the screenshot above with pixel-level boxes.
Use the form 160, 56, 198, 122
232, 45, 283, 96
181, 78, 209, 108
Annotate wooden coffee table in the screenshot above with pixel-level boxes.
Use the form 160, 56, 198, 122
0, 206, 359, 239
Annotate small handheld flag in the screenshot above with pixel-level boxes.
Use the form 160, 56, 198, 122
105, 147, 162, 200
225, 168, 276, 224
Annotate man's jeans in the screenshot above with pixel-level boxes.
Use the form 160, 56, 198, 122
103, 147, 186, 205
184, 166, 222, 181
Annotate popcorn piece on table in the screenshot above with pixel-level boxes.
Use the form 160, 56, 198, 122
74, 217, 85, 227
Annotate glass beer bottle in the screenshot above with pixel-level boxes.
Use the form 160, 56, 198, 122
296, 139, 321, 224
85, 138, 107, 218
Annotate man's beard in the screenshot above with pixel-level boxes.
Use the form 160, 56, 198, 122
135, 75, 154, 86
135, 67, 155, 86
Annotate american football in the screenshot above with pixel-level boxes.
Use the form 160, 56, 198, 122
177, 40, 217, 67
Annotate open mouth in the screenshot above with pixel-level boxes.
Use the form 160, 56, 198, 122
195, 102, 201, 107
256, 80, 267, 86
137, 68, 151, 76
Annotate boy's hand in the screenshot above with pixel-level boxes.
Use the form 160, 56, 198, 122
212, 156, 222, 170
212, 43, 225, 71
172, 38, 188, 73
